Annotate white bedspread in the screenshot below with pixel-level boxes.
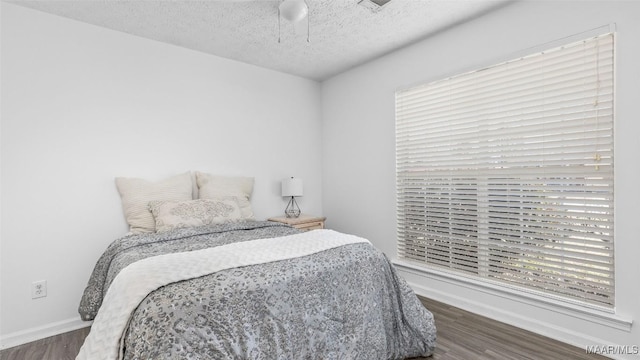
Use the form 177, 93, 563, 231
76, 229, 369, 360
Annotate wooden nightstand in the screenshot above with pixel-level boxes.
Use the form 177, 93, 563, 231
268, 215, 326, 231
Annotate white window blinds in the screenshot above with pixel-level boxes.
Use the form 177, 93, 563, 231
396, 33, 614, 308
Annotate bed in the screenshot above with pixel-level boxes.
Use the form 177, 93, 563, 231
75, 172, 436, 359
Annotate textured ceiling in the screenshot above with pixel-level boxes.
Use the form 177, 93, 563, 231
7, 0, 512, 81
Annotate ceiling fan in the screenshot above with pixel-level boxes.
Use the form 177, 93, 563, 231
278, 0, 310, 43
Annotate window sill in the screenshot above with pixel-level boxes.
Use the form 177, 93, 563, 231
393, 259, 633, 332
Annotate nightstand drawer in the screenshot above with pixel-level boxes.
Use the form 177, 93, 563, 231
295, 221, 324, 231
268, 215, 326, 232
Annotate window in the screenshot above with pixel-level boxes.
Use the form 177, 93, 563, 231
396, 33, 614, 308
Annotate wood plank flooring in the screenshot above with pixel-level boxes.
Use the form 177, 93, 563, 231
415, 297, 606, 360
0, 327, 90, 360
0, 297, 606, 360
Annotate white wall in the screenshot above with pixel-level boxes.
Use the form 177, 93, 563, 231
0, 3, 322, 346
322, 0, 640, 357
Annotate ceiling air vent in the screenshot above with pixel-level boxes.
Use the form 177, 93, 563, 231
357, 0, 392, 12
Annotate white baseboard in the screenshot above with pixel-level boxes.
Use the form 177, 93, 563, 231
0, 317, 92, 350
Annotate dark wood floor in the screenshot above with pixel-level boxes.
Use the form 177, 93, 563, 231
415, 297, 606, 360
0, 297, 606, 360
0, 326, 90, 360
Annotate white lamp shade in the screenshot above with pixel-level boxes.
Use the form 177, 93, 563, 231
282, 177, 303, 197
279, 0, 308, 23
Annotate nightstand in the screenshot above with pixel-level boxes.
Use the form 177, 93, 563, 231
268, 215, 326, 231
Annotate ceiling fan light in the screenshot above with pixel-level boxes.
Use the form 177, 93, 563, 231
279, 0, 308, 23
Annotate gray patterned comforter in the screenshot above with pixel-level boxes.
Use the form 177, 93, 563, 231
78, 221, 436, 359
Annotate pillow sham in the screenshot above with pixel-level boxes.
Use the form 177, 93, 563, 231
149, 198, 243, 233
115, 172, 193, 233
195, 172, 255, 219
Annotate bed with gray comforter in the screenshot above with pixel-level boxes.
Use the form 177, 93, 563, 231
78, 221, 436, 359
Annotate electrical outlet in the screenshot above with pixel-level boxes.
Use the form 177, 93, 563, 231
32, 280, 47, 299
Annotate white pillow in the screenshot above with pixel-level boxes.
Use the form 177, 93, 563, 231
115, 172, 193, 233
195, 172, 255, 219
149, 198, 243, 233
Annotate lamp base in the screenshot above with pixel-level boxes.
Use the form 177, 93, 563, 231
285, 196, 301, 218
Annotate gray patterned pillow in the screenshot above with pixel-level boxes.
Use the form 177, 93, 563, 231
149, 198, 243, 233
